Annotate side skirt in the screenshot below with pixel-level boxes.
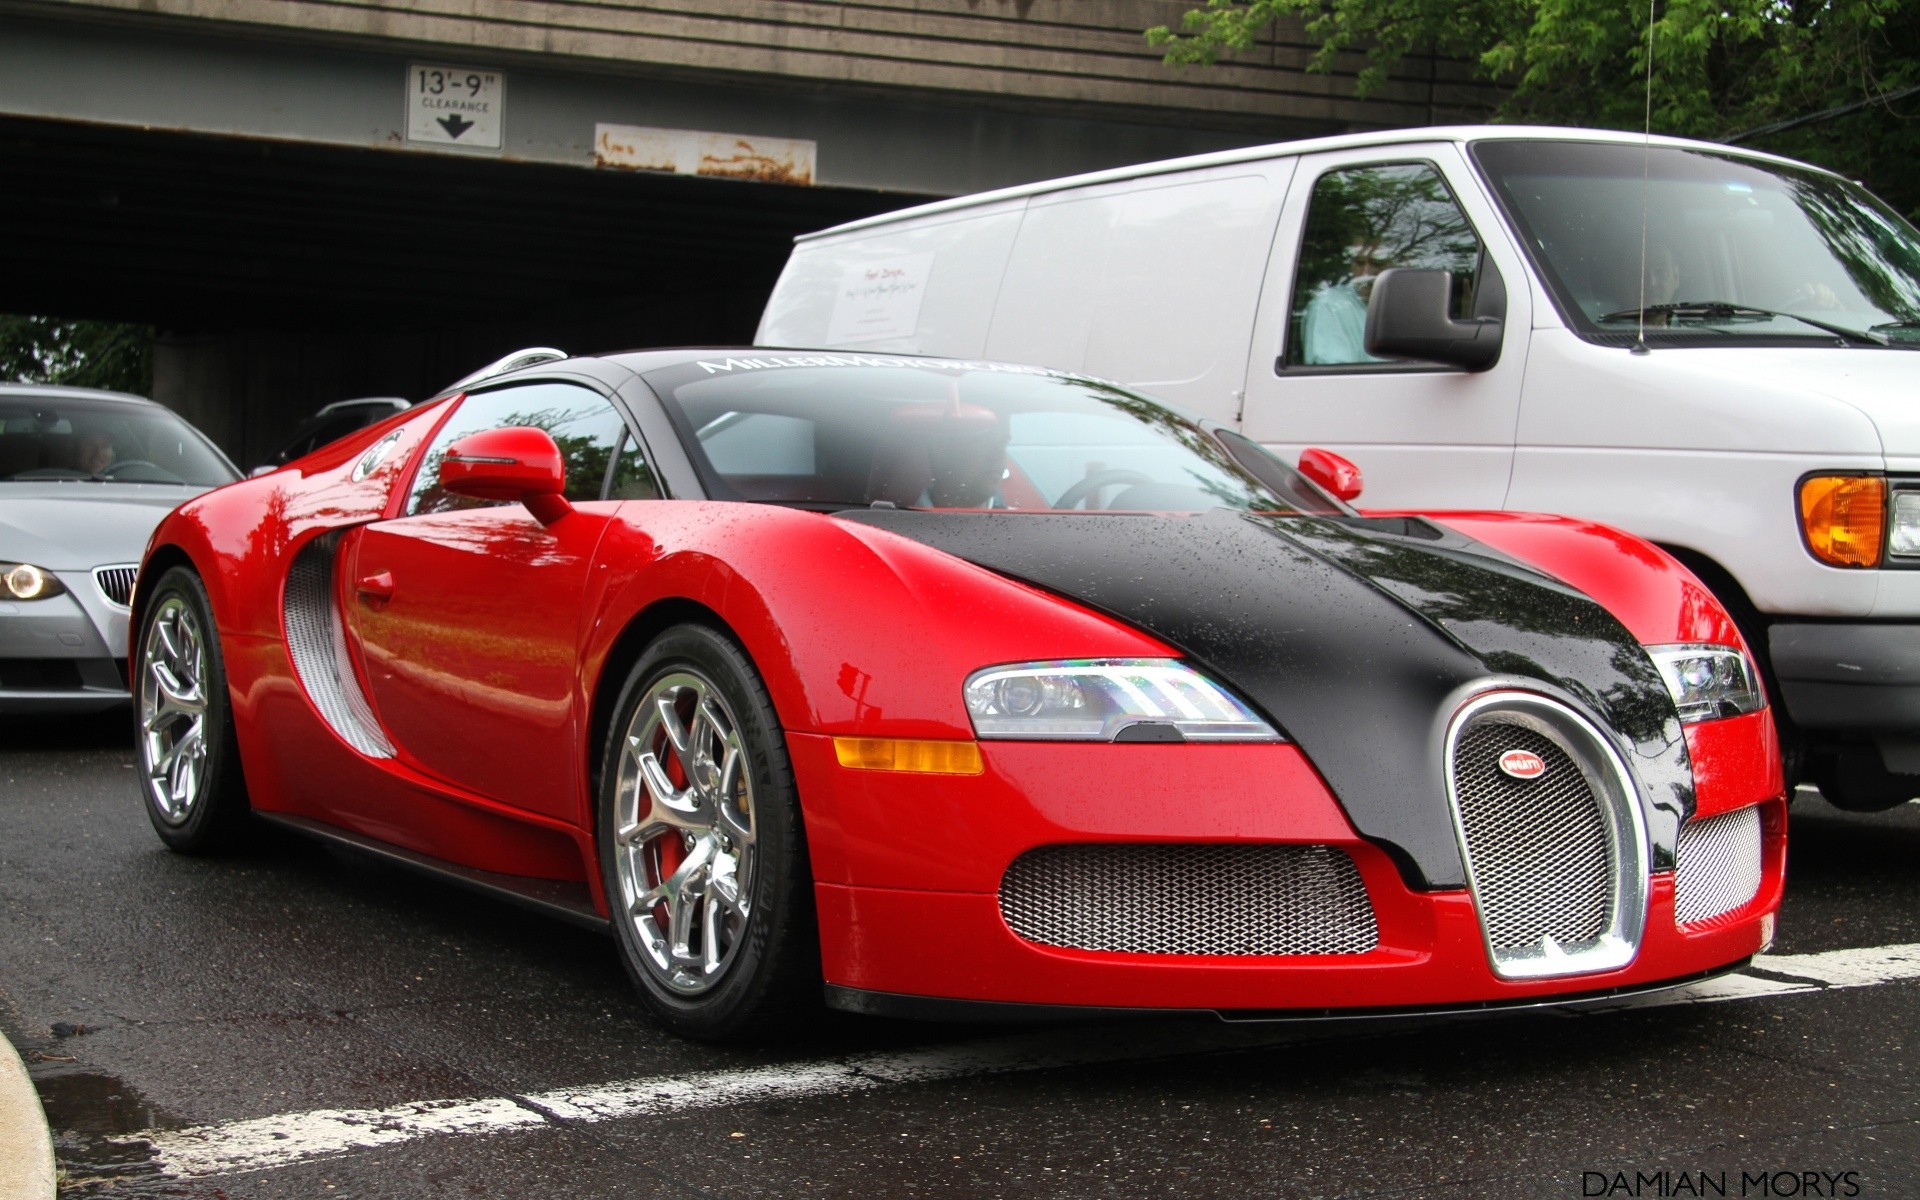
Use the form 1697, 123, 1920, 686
255, 812, 610, 934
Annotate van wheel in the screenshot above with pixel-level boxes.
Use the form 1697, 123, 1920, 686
1810, 748, 1920, 812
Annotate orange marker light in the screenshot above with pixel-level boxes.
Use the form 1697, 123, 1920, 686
1799, 475, 1885, 568
833, 737, 984, 775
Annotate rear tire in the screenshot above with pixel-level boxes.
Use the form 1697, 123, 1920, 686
597, 623, 818, 1040
134, 566, 252, 852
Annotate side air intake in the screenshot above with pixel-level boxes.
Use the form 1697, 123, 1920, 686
284, 534, 394, 758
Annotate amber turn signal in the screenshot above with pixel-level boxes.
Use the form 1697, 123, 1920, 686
1799, 474, 1885, 568
833, 737, 984, 775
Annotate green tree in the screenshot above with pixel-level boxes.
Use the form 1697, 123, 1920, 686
0, 314, 153, 395
1147, 0, 1920, 218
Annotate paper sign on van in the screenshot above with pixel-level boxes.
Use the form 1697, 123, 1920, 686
826, 255, 935, 344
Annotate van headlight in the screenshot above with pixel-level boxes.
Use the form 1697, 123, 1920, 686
963, 659, 1280, 741
2, 563, 64, 600
1647, 644, 1765, 723
1890, 491, 1920, 557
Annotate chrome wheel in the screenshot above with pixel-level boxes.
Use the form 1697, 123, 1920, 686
139, 595, 210, 825
610, 670, 758, 995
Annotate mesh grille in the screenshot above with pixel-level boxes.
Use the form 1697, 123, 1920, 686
93, 564, 138, 609
1674, 806, 1763, 925
1453, 720, 1611, 952
285, 536, 394, 758
998, 843, 1377, 956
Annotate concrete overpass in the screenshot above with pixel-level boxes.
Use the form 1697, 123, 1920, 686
0, 1, 1494, 461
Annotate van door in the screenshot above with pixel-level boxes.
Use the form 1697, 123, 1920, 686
1240, 143, 1532, 509
985, 161, 1293, 419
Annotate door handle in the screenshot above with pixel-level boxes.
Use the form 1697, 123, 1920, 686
356, 571, 395, 605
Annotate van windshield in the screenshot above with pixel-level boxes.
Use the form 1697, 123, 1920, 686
644, 357, 1335, 514
1472, 139, 1920, 347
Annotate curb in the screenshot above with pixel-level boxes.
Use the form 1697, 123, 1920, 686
0, 1031, 55, 1200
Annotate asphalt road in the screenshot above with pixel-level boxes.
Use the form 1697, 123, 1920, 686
4, 711, 1919, 1199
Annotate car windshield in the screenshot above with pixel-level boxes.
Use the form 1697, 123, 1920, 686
1472, 139, 1920, 346
0, 396, 238, 486
646, 357, 1327, 513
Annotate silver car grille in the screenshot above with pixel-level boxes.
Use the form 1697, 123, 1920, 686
1446, 692, 1648, 980
93, 564, 139, 609
284, 535, 394, 759
998, 843, 1378, 957
1674, 805, 1763, 925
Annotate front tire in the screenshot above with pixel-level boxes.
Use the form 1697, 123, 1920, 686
1810, 747, 1920, 812
134, 566, 251, 852
597, 623, 817, 1040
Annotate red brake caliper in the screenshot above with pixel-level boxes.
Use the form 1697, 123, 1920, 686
650, 736, 689, 930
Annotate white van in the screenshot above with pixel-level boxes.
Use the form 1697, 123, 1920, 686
757, 125, 1920, 810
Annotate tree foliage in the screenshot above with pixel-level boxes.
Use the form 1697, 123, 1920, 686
0, 314, 153, 396
1147, 0, 1920, 217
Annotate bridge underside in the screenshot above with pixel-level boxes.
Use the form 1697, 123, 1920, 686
0, 5, 1402, 463
0, 113, 905, 461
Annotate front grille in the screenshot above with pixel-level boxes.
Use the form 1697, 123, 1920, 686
998, 843, 1378, 957
93, 564, 138, 609
1452, 722, 1611, 951
1674, 806, 1763, 925
284, 535, 393, 758
1446, 693, 1647, 980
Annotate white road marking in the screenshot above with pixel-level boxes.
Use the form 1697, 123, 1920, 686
114, 941, 1920, 1181
1749, 942, 1920, 988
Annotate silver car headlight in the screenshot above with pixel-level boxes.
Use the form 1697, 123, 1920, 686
963, 659, 1280, 741
2, 562, 65, 601
1647, 644, 1765, 724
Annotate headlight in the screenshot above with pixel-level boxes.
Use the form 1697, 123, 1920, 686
1, 562, 64, 600
1647, 644, 1765, 723
1890, 491, 1920, 557
963, 659, 1281, 742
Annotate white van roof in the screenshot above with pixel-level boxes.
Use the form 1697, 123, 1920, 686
798, 124, 1835, 243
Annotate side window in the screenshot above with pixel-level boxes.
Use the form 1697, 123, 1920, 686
1286, 163, 1482, 367
606, 431, 662, 500
406, 382, 634, 515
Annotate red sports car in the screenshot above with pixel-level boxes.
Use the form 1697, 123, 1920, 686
132, 349, 1785, 1039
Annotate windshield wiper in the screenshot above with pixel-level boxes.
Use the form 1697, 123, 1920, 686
1600, 301, 1889, 346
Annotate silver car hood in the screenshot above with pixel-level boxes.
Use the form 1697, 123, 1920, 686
0, 484, 210, 571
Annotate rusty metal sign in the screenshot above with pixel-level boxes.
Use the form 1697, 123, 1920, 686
593, 123, 815, 185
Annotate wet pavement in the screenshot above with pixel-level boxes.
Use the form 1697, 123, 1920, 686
4, 711, 1918, 1198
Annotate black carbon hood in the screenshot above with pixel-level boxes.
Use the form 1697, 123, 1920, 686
837, 508, 1692, 890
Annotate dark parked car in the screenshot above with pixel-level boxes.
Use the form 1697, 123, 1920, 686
257, 397, 410, 472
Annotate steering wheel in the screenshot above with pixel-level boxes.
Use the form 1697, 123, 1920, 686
1053, 468, 1154, 509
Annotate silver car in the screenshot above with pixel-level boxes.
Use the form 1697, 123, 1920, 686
0, 383, 239, 712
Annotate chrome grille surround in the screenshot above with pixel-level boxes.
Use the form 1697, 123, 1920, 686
1674, 805, 1763, 926
284, 535, 394, 759
1444, 692, 1649, 980
93, 564, 138, 609
998, 843, 1378, 957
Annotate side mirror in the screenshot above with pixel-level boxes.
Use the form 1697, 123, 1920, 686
1364, 267, 1503, 371
439, 426, 572, 524
1297, 447, 1363, 503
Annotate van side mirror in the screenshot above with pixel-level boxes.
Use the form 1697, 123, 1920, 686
1364, 268, 1504, 371
1297, 447, 1363, 502
439, 426, 573, 524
